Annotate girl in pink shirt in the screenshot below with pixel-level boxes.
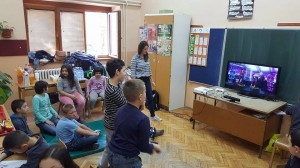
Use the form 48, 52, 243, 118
86, 67, 107, 116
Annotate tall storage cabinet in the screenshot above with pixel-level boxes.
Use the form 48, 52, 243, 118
145, 13, 191, 111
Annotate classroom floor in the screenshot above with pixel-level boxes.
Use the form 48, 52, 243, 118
24, 103, 287, 168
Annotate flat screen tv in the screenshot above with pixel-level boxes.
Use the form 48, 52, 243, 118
224, 61, 281, 99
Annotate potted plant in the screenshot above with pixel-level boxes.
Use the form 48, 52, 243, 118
0, 21, 14, 38
0, 71, 13, 105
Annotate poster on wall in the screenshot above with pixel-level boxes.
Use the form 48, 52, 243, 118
228, 0, 254, 19
141, 24, 158, 54
188, 27, 210, 66
139, 26, 146, 42
157, 24, 172, 56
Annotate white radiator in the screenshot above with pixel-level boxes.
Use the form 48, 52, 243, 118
35, 68, 60, 80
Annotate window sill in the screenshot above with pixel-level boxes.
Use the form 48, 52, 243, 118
95, 55, 115, 62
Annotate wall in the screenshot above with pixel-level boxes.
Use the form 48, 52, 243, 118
0, 0, 27, 111
2, 0, 300, 110
120, 5, 143, 66
140, 0, 300, 108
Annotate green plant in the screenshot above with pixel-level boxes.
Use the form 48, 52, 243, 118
0, 21, 14, 34
0, 71, 13, 104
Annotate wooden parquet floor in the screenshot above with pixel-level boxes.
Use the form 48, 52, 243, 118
25, 105, 287, 168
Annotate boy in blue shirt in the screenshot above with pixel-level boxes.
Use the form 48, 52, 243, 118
56, 104, 100, 151
10, 99, 33, 135
108, 79, 161, 168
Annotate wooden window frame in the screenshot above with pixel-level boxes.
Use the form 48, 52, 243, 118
23, 0, 121, 59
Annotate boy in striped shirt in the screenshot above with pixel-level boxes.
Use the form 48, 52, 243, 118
98, 58, 164, 168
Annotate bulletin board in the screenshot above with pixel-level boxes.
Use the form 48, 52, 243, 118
188, 26, 210, 66
188, 29, 226, 85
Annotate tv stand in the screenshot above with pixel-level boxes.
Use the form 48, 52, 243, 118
192, 87, 286, 158
237, 92, 259, 99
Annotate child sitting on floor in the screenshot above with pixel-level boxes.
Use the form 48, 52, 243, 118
108, 79, 161, 168
10, 99, 33, 135
56, 104, 100, 151
0, 130, 49, 168
86, 66, 106, 116
32, 81, 60, 136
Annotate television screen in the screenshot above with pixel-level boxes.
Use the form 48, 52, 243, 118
224, 61, 281, 99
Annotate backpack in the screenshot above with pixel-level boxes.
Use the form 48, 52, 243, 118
146, 90, 160, 111
35, 50, 55, 62
152, 90, 160, 111
63, 51, 106, 78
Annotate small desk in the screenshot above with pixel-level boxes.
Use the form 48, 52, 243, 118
0, 105, 26, 160
18, 79, 87, 99
192, 87, 286, 158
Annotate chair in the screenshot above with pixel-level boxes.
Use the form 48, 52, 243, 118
269, 115, 292, 168
57, 102, 64, 114
84, 77, 108, 118
85, 96, 105, 118
58, 138, 67, 149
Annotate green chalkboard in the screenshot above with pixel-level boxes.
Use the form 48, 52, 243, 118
221, 29, 300, 104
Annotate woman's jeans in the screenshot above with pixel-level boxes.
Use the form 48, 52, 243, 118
138, 76, 155, 117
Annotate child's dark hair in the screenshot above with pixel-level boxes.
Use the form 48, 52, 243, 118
11, 99, 26, 113
34, 80, 48, 94
93, 66, 104, 76
106, 58, 125, 78
60, 64, 75, 88
39, 145, 79, 168
62, 104, 75, 114
3, 131, 29, 150
123, 79, 145, 102
138, 41, 149, 62
291, 129, 300, 146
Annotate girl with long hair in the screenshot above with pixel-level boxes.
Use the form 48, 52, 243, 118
57, 64, 85, 122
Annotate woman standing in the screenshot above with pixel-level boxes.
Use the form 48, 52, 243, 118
131, 41, 162, 121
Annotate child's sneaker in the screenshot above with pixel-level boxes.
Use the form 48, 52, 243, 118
154, 129, 164, 137
92, 143, 99, 150
151, 115, 162, 121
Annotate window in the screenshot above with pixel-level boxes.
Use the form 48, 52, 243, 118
27, 9, 56, 55
85, 11, 118, 57
25, 2, 120, 58
108, 12, 118, 57
61, 12, 85, 52
85, 12, 108, 56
